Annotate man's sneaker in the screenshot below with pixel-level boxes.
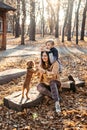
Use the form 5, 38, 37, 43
55, 101, 61, 113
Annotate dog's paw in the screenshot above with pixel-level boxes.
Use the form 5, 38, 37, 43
22, 94, 24, 98
26, 96, 30, 100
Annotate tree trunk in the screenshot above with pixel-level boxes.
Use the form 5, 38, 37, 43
72, 19, 76, 38
15, 0, 20, 38
80, 0, 87, 40
67, 0, 74, 41
21, 0, 26, 45
46, 0, 55, 35
41, 0, 44, 37
55, 0, 60, 38
62, 0, 69, 42
29, 0, 35, 41
47, 7, 54, 35
49, 11, 54, 35
76, 0, 81, 45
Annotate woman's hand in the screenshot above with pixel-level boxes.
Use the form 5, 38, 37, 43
39, 68, 46, 74
46, 71, 54, 78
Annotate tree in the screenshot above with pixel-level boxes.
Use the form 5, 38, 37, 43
80, 0, 87, 40
46, 0, 60, 38
76, 0, 81, 44
15, 0, 20, 38
55, 0, 60, 38
62, 0, 69, 42
46, 0, 55, 34
46, 6, 54, 35
41, 0, 44, 37
67, 0, 74, 41
21, 0, 26, 45
29, 0, 35, 41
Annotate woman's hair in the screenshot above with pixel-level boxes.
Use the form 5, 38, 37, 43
41, 51, 51, 69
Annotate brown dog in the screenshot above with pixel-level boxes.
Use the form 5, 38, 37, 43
22, 61, 35, 99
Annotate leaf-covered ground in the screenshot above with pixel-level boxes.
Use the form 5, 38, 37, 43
0, 35, 87, 130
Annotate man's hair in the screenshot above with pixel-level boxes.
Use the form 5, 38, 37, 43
45, 40, 54, 46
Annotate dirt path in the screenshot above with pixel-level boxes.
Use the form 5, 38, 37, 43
0, 43, 87, 58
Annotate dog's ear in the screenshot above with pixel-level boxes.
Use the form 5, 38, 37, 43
27, 61, 31, 66
30, 61, 35, 67
27, 61, 34, 67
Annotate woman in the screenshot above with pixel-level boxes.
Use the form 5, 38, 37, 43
37, 51, 61, 113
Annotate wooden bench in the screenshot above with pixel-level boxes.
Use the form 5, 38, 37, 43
74, 78, 85, 87
4, 87, 43, 111
0, 69, 26, 85
3, 74, 85, 111
61, 77, 85, 90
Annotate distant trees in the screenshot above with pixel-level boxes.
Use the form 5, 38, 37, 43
46, 0, 55, 35
62, 0, 87, 44
3, 0, 87, 44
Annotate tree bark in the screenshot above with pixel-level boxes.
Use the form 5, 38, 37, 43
29, 0, 35, 41
15, 0, 20, 38
49, 11, 54, 35
41, 0, 44, 37
67, 0, 74, 41
62, 0, 69, 42
55, 0, 60, 38
76, 0, 81, 45
21, 0, 26, 45
80, 0, 87, 40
